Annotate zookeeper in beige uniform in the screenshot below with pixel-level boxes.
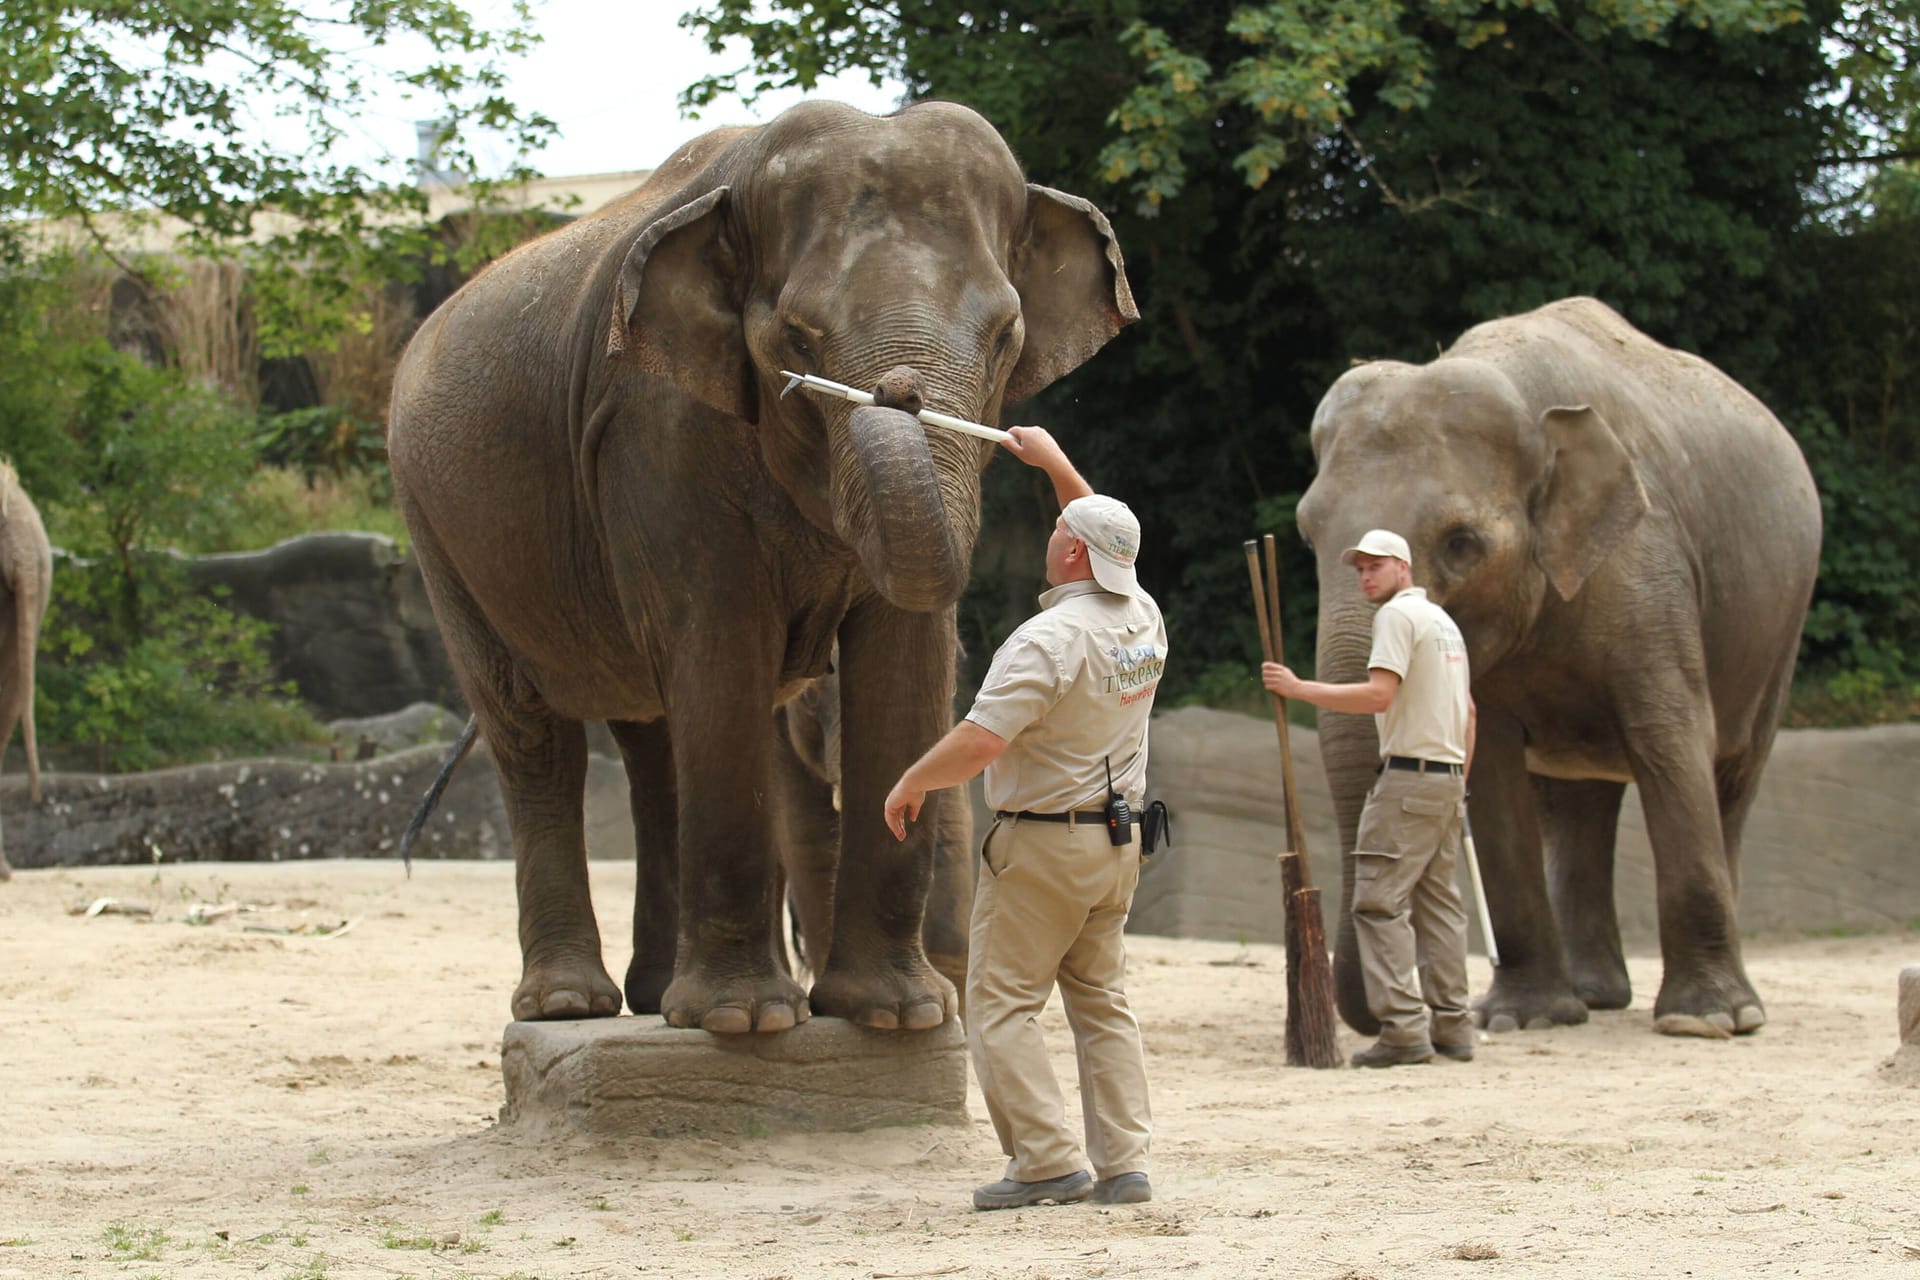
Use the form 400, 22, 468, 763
1263, 528, 1478, 1068
884, 425, 1168, 1212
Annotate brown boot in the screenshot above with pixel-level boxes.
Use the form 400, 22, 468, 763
1350, 1038, 1435, 1068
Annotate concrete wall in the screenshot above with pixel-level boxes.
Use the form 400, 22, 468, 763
1128, 707, 1920, 946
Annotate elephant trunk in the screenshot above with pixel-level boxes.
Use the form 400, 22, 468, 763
834, 405, 980, 613
1315, 590, 1386, 1034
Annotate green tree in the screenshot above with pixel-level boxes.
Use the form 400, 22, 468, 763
0, 0, 554, 352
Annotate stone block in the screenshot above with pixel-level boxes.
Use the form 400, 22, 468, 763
499, 1015, 969, 1136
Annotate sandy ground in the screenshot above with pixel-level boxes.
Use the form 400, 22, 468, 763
1, 858, 1916, 1280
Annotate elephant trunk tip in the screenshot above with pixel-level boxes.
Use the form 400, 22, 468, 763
872, 366, 925, 417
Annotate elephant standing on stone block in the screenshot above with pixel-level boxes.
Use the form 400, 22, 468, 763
387, 101, 1134, 1033
1295, 297, 1820, 1039
1, 460, 52, 882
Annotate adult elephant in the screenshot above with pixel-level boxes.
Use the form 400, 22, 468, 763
1, 461, 52, 883
387, 101, 1134, 1033
1294, 297, 1819, 1039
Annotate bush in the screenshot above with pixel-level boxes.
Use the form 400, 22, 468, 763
228, 466, 408, 551
37, 563, 328, 772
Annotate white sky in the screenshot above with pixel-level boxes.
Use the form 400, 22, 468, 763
342, 2, 907, 180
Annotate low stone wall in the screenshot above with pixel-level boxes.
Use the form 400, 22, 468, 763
1130, 708, 1920, 946
0, 732, 636, 871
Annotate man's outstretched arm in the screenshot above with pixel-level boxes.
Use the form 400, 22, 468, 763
1001, 425, 1093, 507
883, 720, 1008, 840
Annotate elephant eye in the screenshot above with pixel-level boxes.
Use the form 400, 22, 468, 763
784, 324, 817, 361
1443, 527, 1484, 567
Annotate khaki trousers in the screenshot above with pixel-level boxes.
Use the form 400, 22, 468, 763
1352, 768, 1473, 1049
965, 814, 1150, 1183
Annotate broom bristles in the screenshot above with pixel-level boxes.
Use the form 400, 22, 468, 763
1281, 852, 1343, 1067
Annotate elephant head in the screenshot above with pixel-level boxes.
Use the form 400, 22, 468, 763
607, 100, 1137, 613
1294, 356, 1649, 1030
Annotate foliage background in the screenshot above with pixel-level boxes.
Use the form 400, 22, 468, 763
3, 0, 1918, 770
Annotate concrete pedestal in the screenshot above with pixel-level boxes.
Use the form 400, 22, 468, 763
500, 1015, 969, 1137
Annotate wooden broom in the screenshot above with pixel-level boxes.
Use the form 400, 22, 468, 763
1244, 535, 1342, 1068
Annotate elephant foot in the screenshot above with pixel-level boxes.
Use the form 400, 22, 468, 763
1651, 970, 1765, 1038
661, 966, 810, 1034
1473, 975, 1589, 1033
512, 953, 623, 1022
1568, 962, 1632, 1011
926, 950, 968, 1017
811, 960, 956, 1031
623, 961, 673, 1016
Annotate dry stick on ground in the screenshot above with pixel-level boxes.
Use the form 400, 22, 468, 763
1243, 536, 1343, 1068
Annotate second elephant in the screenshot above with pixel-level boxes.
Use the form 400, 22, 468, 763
1296, 297, 1820, 1039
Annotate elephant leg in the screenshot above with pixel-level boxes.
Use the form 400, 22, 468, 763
1470, 710, 1589, 1032
771, 707, 840, 982
658, 649, 809, 1035
810, 600, 957, 1030
923, 785, 976, 1001
608, 718, 677, 1014
1537, 776, 1631, 1009
1625, 711, 1763, 1038
412, 536, 618, 1022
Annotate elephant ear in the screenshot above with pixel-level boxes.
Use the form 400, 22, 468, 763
1534, 404, 1651, 601
1005, 184, 1138, 404
608, 185, 756, 422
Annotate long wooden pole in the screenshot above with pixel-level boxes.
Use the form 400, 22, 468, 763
1242, 540, 1300, 861
1262, 534, 1310, 887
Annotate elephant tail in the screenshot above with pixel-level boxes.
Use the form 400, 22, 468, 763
399, 716, 479, 875
9, 544, 43, 804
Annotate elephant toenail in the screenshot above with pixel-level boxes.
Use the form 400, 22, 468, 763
1487, 1014, 1519, 1033
900, 1000, 946, 1031
701, 1005, 753, 1034
757, 1004, 797, 1033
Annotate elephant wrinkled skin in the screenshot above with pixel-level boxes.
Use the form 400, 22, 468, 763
386, 101, 1134, 1033
1, 461, 52, 882
1296, 298, 1820, 1039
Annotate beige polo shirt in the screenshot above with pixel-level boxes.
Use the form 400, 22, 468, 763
965, 579, 1169, 814
1368, 587, 1470, 764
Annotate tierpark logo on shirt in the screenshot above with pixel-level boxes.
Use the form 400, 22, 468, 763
1101, 642, 1164, 700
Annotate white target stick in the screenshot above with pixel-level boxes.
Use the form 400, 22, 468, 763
1461, 806, 1500, 968
779, 370, 1011, 444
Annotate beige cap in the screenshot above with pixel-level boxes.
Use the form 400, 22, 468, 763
1062, 494, 1141, 595
1340, 528, 1412, 566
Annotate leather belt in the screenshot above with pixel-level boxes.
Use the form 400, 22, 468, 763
1384, 755, 1463, 776
996, 808, 1134, 826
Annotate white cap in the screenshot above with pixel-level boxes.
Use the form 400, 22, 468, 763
1340, 528, 1412, 567
1062, 494, 1141, 595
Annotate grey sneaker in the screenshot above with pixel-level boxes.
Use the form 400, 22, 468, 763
972, 1170, 1093, 1211
1350, 1038, 1436, 1068
1092, 1172, 1152, 1205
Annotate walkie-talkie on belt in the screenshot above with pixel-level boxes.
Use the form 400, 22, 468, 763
1102, 757, 1133, 847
